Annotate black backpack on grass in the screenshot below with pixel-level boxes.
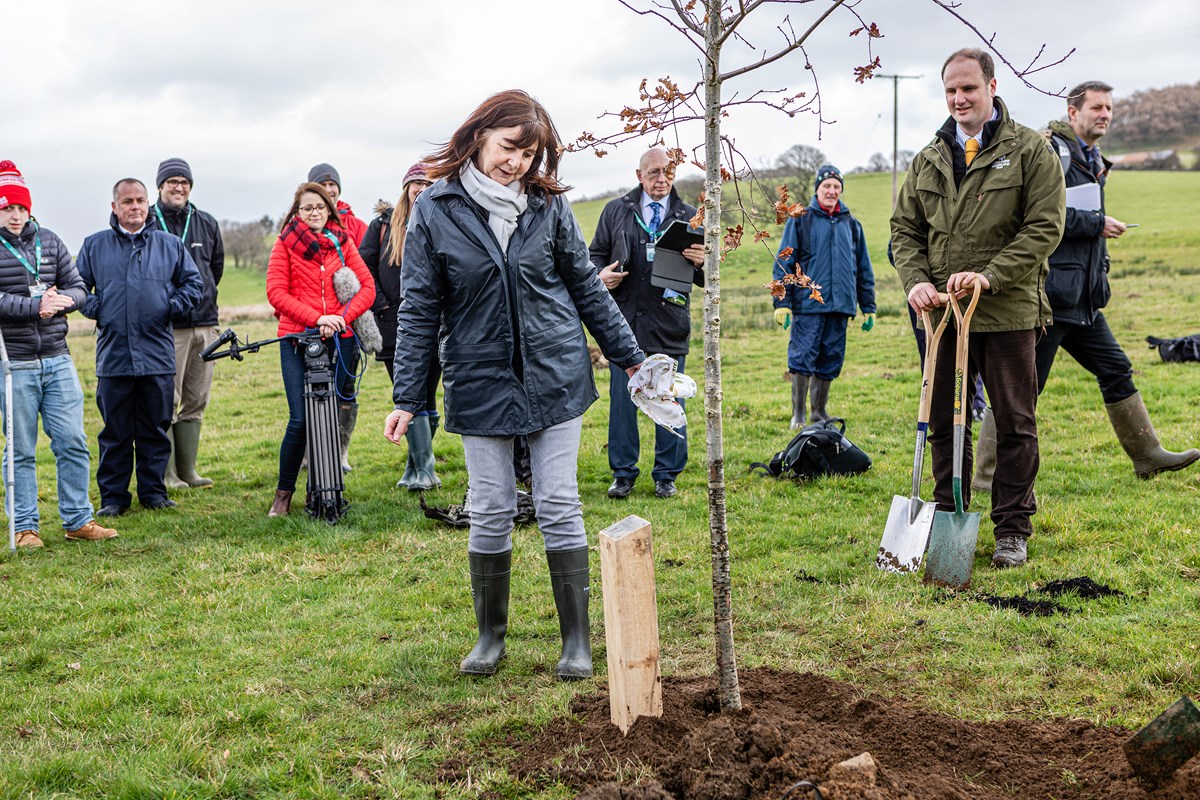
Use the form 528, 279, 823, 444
1146, 334, 1200, 363
750, 418, 872, 480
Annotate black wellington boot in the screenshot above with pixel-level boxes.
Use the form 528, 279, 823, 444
459, 550, 511, 676
547, 546, 592, 681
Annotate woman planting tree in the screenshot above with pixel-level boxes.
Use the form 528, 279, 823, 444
384, 90, 643, 680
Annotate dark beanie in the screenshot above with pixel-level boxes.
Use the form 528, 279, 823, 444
157, 157, 193, 188
815, 164, 843, 191
308, 163, 341, 189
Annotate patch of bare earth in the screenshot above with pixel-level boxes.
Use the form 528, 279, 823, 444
444, 667, 1198, 799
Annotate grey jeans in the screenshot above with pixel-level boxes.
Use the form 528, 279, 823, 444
461, 416, 585, 554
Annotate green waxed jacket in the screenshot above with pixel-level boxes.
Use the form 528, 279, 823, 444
891, 97, 1066, 333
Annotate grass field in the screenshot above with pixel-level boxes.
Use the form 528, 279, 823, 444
1, 171, 1197, 798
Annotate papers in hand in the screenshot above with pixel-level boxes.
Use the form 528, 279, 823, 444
1065, 182, 1101, 211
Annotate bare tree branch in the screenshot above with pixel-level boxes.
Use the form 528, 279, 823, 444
929, 0, 1072, 96
719, 0, 849, 82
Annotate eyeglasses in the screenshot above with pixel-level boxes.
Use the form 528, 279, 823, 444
164, 178, 191, 189
642, 168, 671, 180
299, 205, 330, 215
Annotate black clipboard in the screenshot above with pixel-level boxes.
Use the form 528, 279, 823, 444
651, 220, 702, 294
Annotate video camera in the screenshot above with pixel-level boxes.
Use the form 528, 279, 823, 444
204, 328, 349, 523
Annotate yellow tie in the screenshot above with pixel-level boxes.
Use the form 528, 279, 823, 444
964, 138, 980, 167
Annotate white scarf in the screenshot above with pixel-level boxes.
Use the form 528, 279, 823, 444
460, 161, 528, 253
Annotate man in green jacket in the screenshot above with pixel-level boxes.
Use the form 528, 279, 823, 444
891, 48, 1065, 569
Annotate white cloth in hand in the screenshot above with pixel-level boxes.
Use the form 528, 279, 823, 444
627, 354, 695, 438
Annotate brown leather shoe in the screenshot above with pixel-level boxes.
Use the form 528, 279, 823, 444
65, 521, 119, 541
268, 490, 293, 517
15, 530, 44, 548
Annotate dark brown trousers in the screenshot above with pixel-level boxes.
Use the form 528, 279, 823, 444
929, 328, 1039, 540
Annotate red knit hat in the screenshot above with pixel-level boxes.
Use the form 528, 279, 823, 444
0, 160, 32, 212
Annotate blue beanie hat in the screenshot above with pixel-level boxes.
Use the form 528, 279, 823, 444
815, 164, 843, 191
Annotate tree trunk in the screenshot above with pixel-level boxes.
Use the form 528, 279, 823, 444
702, 3, 741, 713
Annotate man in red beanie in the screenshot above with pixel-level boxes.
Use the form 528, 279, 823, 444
0, 160, 119, 546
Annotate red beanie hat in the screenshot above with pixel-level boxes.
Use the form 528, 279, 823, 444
0, 160, 32, 212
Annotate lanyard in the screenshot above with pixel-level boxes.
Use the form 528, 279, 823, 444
634, 213, 661, 240
0, 222, 42, 280
323, 231, 346, 266
154, 203, 192, 244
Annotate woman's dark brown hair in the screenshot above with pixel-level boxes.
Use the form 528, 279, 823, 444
280, 182, 342, 233
426, 89, 570, 196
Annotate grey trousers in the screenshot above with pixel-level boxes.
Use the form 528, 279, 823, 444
461, 416, 586, 554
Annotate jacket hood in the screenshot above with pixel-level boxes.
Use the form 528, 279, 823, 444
154, 200, 194, 222
373, 199, 394, 217
809, 197, 848, 218
108, 212, 152, 238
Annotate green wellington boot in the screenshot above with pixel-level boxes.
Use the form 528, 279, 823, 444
172, 419, 213, 488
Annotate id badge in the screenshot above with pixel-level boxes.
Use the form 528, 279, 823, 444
29, 281, 47, 299
645, 242, 656, 262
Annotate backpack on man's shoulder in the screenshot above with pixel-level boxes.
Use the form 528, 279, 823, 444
750, 418, 872, 481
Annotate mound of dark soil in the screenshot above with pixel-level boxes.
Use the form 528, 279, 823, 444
465, 668, 1197, 799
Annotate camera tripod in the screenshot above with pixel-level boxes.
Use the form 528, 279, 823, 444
203, 328, 350, 523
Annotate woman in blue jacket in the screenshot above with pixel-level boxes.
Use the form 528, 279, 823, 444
384, 90, 643, 681
772, 165, 876, 428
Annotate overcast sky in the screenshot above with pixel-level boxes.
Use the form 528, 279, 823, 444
8, 0, 1198, 249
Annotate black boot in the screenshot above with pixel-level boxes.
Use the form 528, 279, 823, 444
459, 550, 511, 676
809, 378, 832, 422
789, 374, 809, 430
547, 546, 592, 681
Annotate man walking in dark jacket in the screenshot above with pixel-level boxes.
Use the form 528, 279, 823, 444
589, 148, 704, 500
1035, 82, 1198, 477
152, 158, 225, 489
76, 178, 203, 516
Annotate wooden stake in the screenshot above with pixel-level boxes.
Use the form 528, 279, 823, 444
599, 515, 662, 734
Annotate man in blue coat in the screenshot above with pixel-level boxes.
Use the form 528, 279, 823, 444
772, 165, 876, 428
76, 178, 203, 516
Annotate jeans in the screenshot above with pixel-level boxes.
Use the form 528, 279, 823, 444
461, 416, 585, 554
788, 314, 848, 379
608, 356, 687, 482
1035, 312, 1136, 404
0, 355, 95, 532
278, 335, 359, 492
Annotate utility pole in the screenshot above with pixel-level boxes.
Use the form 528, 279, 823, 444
878, 73, 922, 208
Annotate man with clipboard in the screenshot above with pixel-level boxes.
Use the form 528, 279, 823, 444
590, 148, 704, 500
1033, 81, 1197, 478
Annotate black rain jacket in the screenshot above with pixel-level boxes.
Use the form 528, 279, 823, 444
392, 178, 643, 436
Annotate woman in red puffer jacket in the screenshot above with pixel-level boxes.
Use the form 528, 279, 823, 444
264, 182, 375, 517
